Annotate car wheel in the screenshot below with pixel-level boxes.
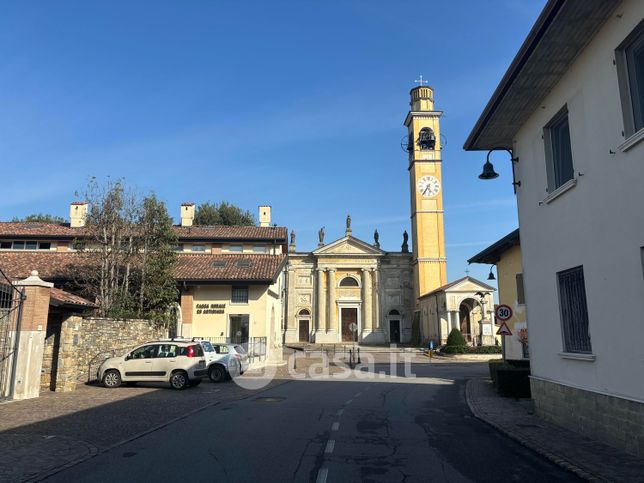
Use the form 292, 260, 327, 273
169, 370, 189, 390
103, 369, 121, 388
208, 365, 226, 383
189, 378, 202, 387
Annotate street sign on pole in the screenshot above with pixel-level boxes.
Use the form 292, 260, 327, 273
495, 304, 513, 321
496, 322, 512, 336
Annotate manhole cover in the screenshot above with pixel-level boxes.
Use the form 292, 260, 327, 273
254, 397, 285, 402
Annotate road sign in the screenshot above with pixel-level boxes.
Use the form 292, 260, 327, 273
496, 322, 512, 336
495, 304, 513, 321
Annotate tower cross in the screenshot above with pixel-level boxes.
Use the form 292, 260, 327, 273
414, 74, 428, 86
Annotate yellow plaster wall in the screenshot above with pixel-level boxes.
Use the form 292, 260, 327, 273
496, 245, 527, 359
190, 285, 269, 339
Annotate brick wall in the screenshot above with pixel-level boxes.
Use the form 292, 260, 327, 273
531, 377, 644, 459
45, 316, 166, 392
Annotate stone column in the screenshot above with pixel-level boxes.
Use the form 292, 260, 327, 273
372, 268, 380, 331
12, 271, 52, 400
315, 268, 326, 338
327, 269, 336, 336
361, 269, 372, 338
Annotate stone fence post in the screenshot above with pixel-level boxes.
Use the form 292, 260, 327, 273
13, 270, 52, 400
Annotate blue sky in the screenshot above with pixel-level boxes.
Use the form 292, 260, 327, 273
0, 0, 545, 284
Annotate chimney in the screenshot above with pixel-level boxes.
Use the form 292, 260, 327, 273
70, 202, 88, 228
258, 205, 271, 227
181, 203, 195, 227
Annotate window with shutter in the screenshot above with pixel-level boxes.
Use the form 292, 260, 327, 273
557, 266, 591, 353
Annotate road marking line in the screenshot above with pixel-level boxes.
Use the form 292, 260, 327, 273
346, 399, 353, 404
316, 467, 328, 483
325, 440, 335, 454
337, 408, 344, 416
331, 422, 340, 431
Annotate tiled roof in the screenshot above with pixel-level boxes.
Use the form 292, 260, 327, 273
0, 222, 79, 238
0, 252, 85, 280
50, 287, 97, 309
172, 225, 287, 241
0, 251, 286, 284
0, 222, 287, 242
175, 254, 286, 282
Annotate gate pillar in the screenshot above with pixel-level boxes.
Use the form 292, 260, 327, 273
13, 271, 52, 400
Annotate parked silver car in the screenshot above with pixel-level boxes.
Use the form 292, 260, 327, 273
207, 343, 250, 382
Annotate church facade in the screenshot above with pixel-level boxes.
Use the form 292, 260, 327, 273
284, 83, 496, 346
284, 224, 414, 345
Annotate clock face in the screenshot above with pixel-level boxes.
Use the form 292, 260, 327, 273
417, 175, 441, 198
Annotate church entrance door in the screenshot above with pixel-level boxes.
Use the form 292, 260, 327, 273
389, 320, 401, 343
298, 319, 310, 342
341, 308, 358, 342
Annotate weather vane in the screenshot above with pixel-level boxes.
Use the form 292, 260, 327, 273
414, 74, 428, 86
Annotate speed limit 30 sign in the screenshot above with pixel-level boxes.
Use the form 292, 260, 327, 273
495, 304, 513, 321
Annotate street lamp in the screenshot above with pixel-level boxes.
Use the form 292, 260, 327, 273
478, 148, 521, 193
487, 266, 496, 280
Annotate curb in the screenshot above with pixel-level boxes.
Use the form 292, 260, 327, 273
464, 379, 605, 483
28, 378, 291, 482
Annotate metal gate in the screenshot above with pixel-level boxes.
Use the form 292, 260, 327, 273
0, 267, 24, 400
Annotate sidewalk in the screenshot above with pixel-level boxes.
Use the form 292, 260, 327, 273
466, 378, 644, 482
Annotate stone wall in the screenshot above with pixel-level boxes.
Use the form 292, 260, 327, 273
46, 316, 166, 392
531, 377, 644, 459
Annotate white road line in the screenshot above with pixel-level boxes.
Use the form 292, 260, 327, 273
331, 422, 340, 431
346, 399, 353, 404
316, 467, 328, 483
337, 408, 344, 416
325, 440, 335, 454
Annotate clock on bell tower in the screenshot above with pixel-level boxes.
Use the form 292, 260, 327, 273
404, 81, 447, 302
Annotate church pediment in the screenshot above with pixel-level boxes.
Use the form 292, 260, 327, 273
313, 236, 384, 257
443, 276, 495, 293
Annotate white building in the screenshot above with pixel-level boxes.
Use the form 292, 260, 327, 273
465, 0, 644, 458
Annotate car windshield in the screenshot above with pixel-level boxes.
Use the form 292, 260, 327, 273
201, 341, 215, 352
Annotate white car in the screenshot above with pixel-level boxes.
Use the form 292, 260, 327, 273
98, 340, 208, 390
207, 343, 250, 383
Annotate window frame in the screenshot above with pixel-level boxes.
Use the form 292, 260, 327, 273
543, 105, 575, 192
231, 285, 249, 304
616, 20, 644, 140
557, 266, 592, 354
516, 273, 525, 305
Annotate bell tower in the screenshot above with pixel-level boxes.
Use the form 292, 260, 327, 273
404, 81, 447, 302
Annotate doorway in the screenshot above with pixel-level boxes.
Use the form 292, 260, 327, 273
389, 320, 401, 344
229, 315, 249, 344
341, 308, 358, 342
298, 319, 310, 342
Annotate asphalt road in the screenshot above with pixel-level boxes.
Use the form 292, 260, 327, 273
46, 362, 579, 482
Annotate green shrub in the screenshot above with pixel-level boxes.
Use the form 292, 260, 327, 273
442, 345, 467, 354
446, 328, 466, 347
470, 345, 502, 354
